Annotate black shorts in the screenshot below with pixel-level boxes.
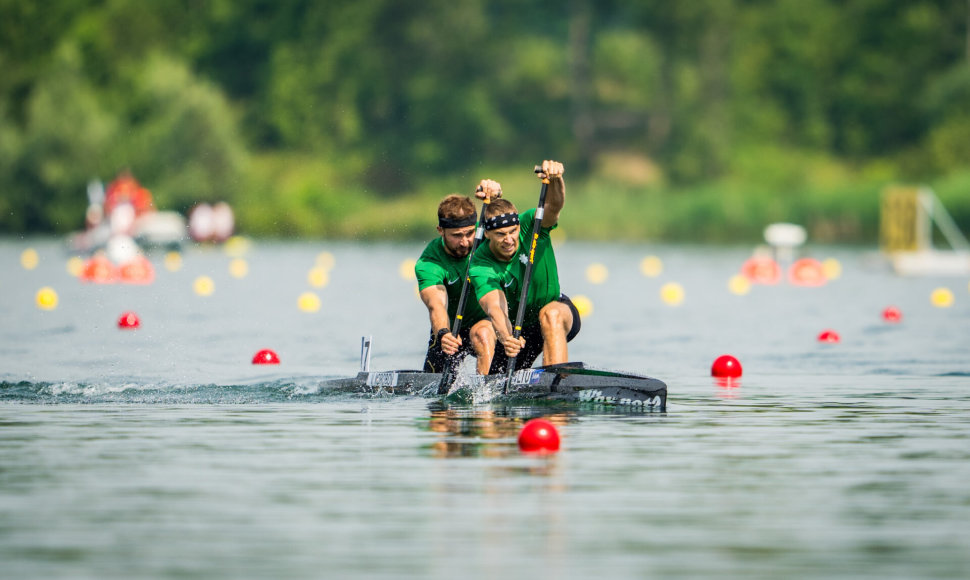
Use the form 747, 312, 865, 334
422, 327, 474, 374
489, 293, 581, 373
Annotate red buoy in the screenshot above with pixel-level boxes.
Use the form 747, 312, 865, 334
252, 349, 280, 365
711, 354, 742, 378
117, 311, 141, 329
518, 419, 560, 453
882, 306, 902, 323
817, 329, 841, 343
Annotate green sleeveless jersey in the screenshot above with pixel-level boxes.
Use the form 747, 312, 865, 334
468, 208, 560, 327
414, 237, 487, 326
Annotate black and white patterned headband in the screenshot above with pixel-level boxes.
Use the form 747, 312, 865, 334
483, 212, 520, 231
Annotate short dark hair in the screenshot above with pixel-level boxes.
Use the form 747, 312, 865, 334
484, 198, 517, 219
437, 194, 475, 221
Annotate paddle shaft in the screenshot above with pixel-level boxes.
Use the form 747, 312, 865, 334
436, 190, 491, 394
504, 166, 549, 393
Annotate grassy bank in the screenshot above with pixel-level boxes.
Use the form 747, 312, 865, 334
233, 151, 970, 245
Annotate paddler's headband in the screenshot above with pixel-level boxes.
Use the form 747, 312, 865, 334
483, 212, 520, 231
438, 215, 477, 229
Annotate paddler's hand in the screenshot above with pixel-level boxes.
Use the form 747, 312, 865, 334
537, 160, 564, 181
501, 335, 526, 358
475, 179, 502, 200
440, 330, 462, 356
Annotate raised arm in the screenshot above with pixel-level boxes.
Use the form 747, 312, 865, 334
537, 160, 565, 228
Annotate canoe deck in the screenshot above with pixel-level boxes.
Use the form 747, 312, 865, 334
320, 362, 667, 410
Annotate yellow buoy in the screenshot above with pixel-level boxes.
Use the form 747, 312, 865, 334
66, 256, 85, 277
164, 251, 183, 272
571, 294, 594, 317
316, 251, 336, 271
223, 236, 251, 258
36, 286, 58, 310
550, 229, 567, 248
298, 291, 321, 313
822, 258, 842, 280
193, 275, 215, 297
229, 258, 248, 279
931, 287, 954, 308
728, 274, 751, 296
660, 282, 685, 306
399, 258, 417, 280
21, 248, 39, 270
585, 263, 609, 285
640, 255, 663, 278
308, 266, 329, 288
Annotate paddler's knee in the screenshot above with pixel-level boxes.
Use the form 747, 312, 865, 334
539, 302, 571, 334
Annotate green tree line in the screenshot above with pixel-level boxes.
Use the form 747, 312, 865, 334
2, 0, 968, 242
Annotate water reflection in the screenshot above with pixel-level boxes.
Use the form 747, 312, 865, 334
424, 403, 573, 462
714, 377, 742, 399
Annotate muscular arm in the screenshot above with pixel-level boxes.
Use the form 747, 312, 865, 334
539, 160, 565, 228
479, 289, 524, 357
419, 285, 461, 353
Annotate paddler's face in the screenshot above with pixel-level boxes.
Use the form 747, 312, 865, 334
486, 224, 520, 262
439, 225, 476, 259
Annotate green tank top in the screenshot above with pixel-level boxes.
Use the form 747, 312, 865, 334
414, 237, 487, 326
468, 208, 560, 327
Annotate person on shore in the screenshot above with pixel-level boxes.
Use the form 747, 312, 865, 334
415, 181, 503, 375
469, 160, 580, 371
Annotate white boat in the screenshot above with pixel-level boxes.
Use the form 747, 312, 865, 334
881, 186, 970, 277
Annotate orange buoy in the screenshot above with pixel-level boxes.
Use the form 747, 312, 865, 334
788, 258, 827, 287
119, 255, 155, 285
80, 255, 118, 284
740, 256, 781, 285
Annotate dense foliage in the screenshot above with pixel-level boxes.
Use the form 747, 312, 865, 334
1, 0, 968, 241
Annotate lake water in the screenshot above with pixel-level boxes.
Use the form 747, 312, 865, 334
2, 237, 969, 579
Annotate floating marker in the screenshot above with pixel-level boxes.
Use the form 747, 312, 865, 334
80, 255, 118, 284
711, 354, 742, 378
164, 251, 183, 272
252, 349, 280, 365
550, 228, 567, 248
571, 295, 593, 317
882, 306, 902, 323
660, 282, 685, 306
193, 275, 215, 296
307, 266, 329, 288
728, 274, 751, 296
822, 258, 842, 280
118, 311, 141, 329
21, 248, 39, 270
229, 258, 248, 279
66, 256, 84, 277
518, 419, 560, 453
639, 255, 663, 277
316, 251, 336, 271
585, 263, 609, 284
35, 287, 58, 310
741, 256, 781, 285
119, 256, 155, 285
298, 291, 321, 313
399, 258, 417, 280
788, 258, 827, 287
224, 236, 251, 258
817, 329, 841, 343
931, 287, 954, 308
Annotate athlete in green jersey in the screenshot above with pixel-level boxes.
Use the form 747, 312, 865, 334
469, 160, 580, 371
415, 182, 502, 375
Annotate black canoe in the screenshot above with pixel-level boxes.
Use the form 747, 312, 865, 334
319, 361, 667, 411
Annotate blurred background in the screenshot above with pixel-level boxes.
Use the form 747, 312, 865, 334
2, 0, 969, 243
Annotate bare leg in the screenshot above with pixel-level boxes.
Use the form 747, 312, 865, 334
470, 319, 497, 375
539, 301, 572, 365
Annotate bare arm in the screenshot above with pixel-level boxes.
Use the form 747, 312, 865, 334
538, 160, 565, 228
479, 289, 525, 357
419, 285, 461, 354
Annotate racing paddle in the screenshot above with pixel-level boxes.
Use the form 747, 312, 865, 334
436, 187, 492, 395
504, 165, 548, 394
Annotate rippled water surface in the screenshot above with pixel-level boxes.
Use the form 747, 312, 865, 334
2, 238, 969, 579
